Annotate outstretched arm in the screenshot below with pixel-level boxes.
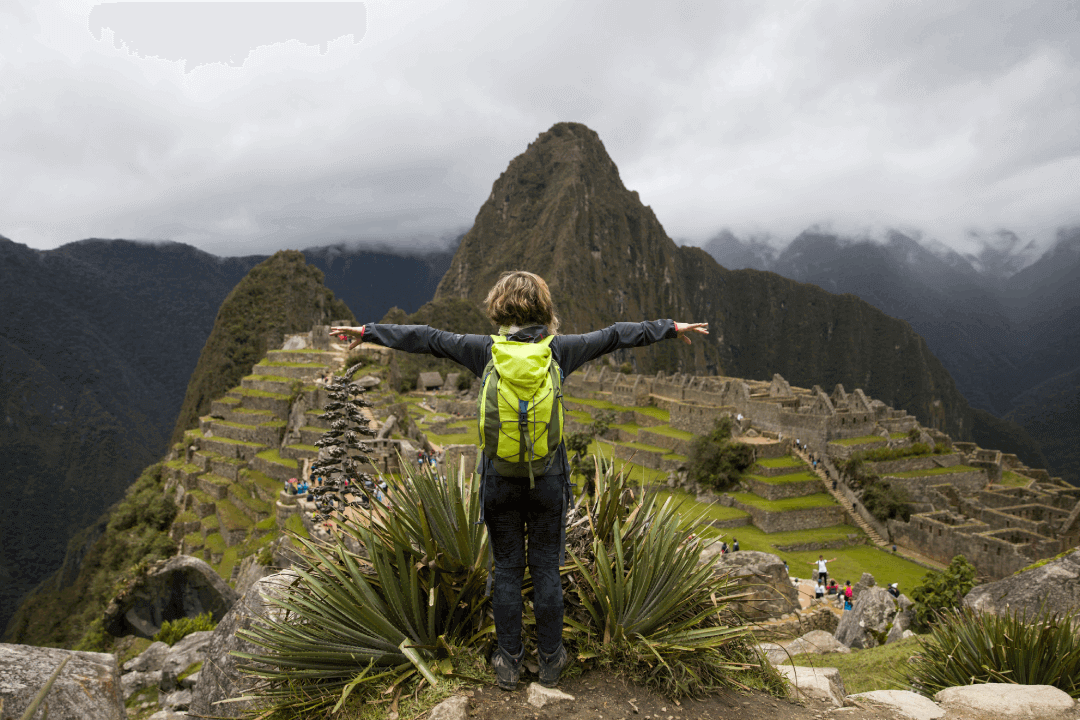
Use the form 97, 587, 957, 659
329, 325, 366, 351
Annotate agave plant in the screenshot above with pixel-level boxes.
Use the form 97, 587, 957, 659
906, 606, 1080, 698
565, 459, 781, 699
233, 458, 491, 715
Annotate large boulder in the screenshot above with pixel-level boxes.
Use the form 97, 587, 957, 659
934, 684, 1076, 720
103, 555, 239, 638
834, 586, 906, 649
705, 549, 800, 620
964, 549, 1080, 618
0, 644, 125, 720
784, 629, 851, 657
188, 570, 300, 718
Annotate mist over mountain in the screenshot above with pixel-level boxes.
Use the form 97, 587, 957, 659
435, 122, 977, 441
701, 226, 1080, 484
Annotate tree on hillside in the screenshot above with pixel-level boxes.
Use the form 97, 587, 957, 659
686, 416, 754, 491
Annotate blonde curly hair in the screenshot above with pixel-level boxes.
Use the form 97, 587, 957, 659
484, 270, 560, 334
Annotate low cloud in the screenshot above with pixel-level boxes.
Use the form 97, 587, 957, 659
1, 0, 1077, 257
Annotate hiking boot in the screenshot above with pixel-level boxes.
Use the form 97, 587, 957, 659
538, 644, 568, 688
491, 646, 524, 691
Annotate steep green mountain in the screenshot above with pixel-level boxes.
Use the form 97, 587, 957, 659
435, 122, 975, 440
5, 251, 352, 646
169, 250, 354, 444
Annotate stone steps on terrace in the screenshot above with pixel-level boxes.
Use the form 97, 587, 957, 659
225, 388, 292, 417
265, 349, 336, 365
215, 498, 253, 546
241, 468, 283, 504
228, 482, 273, 523
300, 426, 328, 445
253, 361, 328, 381
197, 473, 233, 501
252, 449, 300, 483
200, 415, 283, 447
216, 406, 278, 426
198, 434, 267, 462
281, 443, 320, 462
241, 374, 296, 395
795, 447, 887, 546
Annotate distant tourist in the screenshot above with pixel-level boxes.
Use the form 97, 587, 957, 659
810, 555, 837, 584
732, 538, 740, 552
720, 540, 729, 554
844, 580, 854, 607
887, 583, 900, 598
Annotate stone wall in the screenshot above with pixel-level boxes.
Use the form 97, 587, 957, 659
668, 402, 732, 435
882, 469, 988, 497
742, 475, 825, 501
729, 499, 848, 534
888, 513, 1063, 579
865, 453, 961, 476
752, 605, 840, 641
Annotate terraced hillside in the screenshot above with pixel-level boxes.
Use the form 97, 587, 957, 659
163, 345, 341, 580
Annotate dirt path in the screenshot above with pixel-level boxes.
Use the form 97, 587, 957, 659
461, 668, 897, 720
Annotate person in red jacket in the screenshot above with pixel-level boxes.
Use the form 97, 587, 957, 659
331, 270, 707, 691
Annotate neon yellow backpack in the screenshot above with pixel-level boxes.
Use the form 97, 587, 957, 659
477, 335, 564, 487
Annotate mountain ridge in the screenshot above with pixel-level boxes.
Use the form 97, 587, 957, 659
435, 122, 974, 440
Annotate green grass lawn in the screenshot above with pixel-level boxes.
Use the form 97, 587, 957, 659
884, 465, 982, 478
256, 448, 297, 468
783, 636, 920, 694
999, 470, 1032, 488
730, 492, 839, 512
653, 489, 750, 522
745, 471, 820, 485
831, 435, 888, 446
640, 425, 694, 441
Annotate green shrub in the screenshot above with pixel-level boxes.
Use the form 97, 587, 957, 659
154, 612, 217, 646
860, 481, 911, 522
906, 607, 1080, 698
687, 417, 754, 491
909, 555, 977, 631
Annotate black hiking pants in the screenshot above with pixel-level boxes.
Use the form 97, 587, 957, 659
482, 469, 568, 658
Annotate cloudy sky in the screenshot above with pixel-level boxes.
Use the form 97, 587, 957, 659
2, 0, 1078, 257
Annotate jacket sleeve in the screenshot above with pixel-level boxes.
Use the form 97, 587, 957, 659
361, 324, 492, 377
552, 320, 677, 375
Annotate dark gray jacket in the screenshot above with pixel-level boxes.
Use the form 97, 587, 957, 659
361, 320, 678, 377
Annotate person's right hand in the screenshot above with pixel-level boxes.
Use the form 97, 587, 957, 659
329, 326, 365, 351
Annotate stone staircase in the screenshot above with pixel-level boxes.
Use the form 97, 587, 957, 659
163, 343, 343, 576
794, 447, 887, 547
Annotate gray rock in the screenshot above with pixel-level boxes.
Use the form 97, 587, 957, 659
428, 694, 470, 720
852, 571, 876, 597
234, 556, 276, 599
526, 683, 575, 709
160, 629, 213, 677
121, 670, 162, 700
776, 665, 846, 707
834, 586, 903, 649
124, 641, 171, 672
785, 630, 851, 657
934, 683, 1076, 719
886, 600, 915, 644
103, 555, 239, 638
187, 570, 300, 718
964, 549, 1080, 618
179, 670, 200, 690
159, 687, 192, 710
705, 549, 801, 620
757, 642, 789, 665
0, 643, 125, 720
146, 710, 186, 720
848, 690, 944, 719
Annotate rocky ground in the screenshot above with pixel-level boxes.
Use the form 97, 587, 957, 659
449, 670, 898, 720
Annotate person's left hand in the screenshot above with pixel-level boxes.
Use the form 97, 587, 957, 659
674, 321, 709, 344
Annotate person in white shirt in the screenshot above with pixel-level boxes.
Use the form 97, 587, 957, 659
810, 555, 837, 584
